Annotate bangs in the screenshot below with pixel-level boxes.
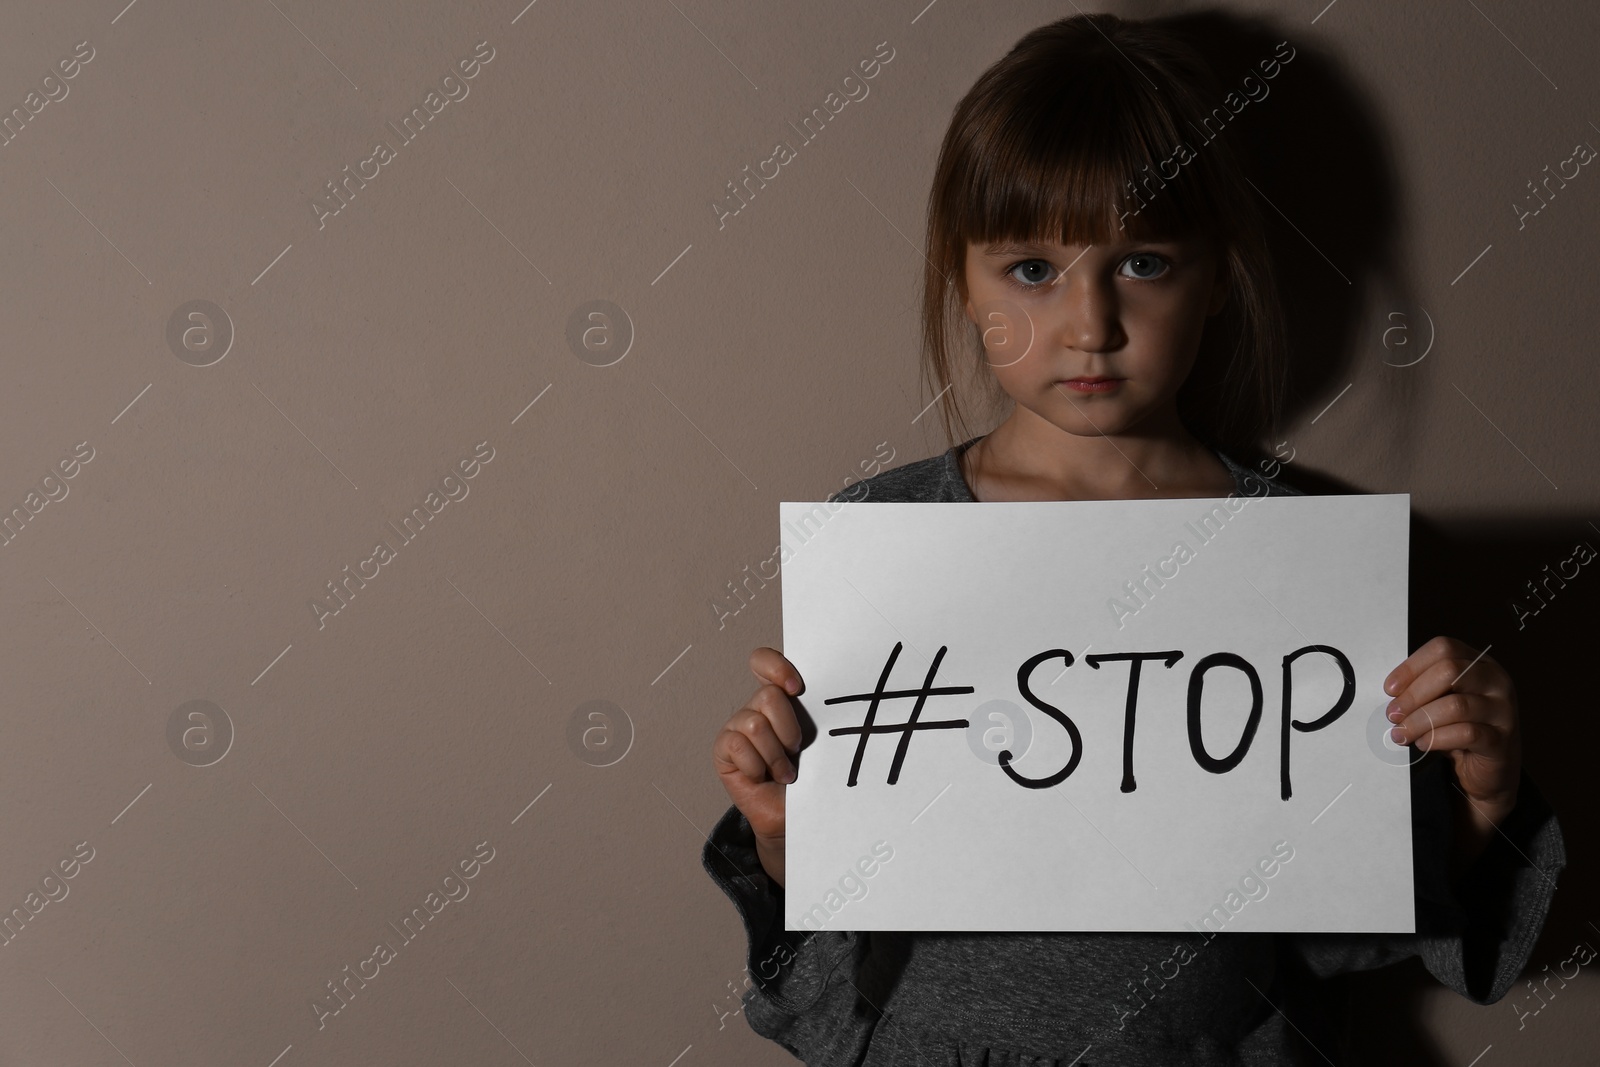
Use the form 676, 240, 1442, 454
942, 43, 1227, 254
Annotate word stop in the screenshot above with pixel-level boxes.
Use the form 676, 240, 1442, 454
823, 641, 1356, 800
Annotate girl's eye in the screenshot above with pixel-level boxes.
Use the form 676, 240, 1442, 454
1004, 258, 1056, 288
1119, 253, 1170, 281
1003, 252, 1171, 289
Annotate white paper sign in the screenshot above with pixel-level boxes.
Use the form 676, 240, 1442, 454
780, 493, 1414, 934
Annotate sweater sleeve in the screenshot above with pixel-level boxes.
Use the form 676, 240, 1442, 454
1285, 753, 1566, 1003
701, 802, 885, 1063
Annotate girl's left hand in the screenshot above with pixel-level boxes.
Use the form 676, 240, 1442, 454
1385, 636, 1522, 860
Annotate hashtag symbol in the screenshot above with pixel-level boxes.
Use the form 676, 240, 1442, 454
825, 642, 973, 786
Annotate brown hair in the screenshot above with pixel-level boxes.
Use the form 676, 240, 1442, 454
921, 13, 1288, 455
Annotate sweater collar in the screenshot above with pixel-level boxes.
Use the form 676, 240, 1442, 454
941, 434, 1268, 502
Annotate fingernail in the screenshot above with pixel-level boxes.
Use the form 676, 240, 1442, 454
781, 765, 796, 783
1390, 726, 1405, 744
1386, 701, 1403, 723
785, 678, 799, 694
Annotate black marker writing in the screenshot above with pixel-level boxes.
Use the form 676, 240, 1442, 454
824, 642, 1360, 797
1187, 652, 1264, 774
999, 649, 1085, 789
1279, 644, 1355, 799
1086, 650, 1185, 792
825, 642, 973, 786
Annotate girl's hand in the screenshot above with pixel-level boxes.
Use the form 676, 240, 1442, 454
711, 647, 805, 888
1385, 636, 1523, 865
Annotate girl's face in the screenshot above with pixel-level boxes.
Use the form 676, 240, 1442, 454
962, 233, 1228, 439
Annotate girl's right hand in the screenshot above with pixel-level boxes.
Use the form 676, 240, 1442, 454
712, 646, 805, 888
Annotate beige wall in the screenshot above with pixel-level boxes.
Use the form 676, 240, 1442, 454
0, 0, 1592, 1063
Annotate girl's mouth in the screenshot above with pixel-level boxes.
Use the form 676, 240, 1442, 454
1056, 377, 1123, 393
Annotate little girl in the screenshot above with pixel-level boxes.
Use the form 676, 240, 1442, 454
706, 14, 1565, 1066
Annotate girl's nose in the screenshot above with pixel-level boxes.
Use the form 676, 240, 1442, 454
1051, 271, 1123, 354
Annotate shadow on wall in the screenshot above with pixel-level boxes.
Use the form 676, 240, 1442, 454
1342, 514, 1591, 1066
1246, 504, 1587, 1066
1144, 5, 1420, 475
1135, 6, 1586, 1065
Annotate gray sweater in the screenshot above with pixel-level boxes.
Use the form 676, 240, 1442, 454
703, 435, 1567, 1066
